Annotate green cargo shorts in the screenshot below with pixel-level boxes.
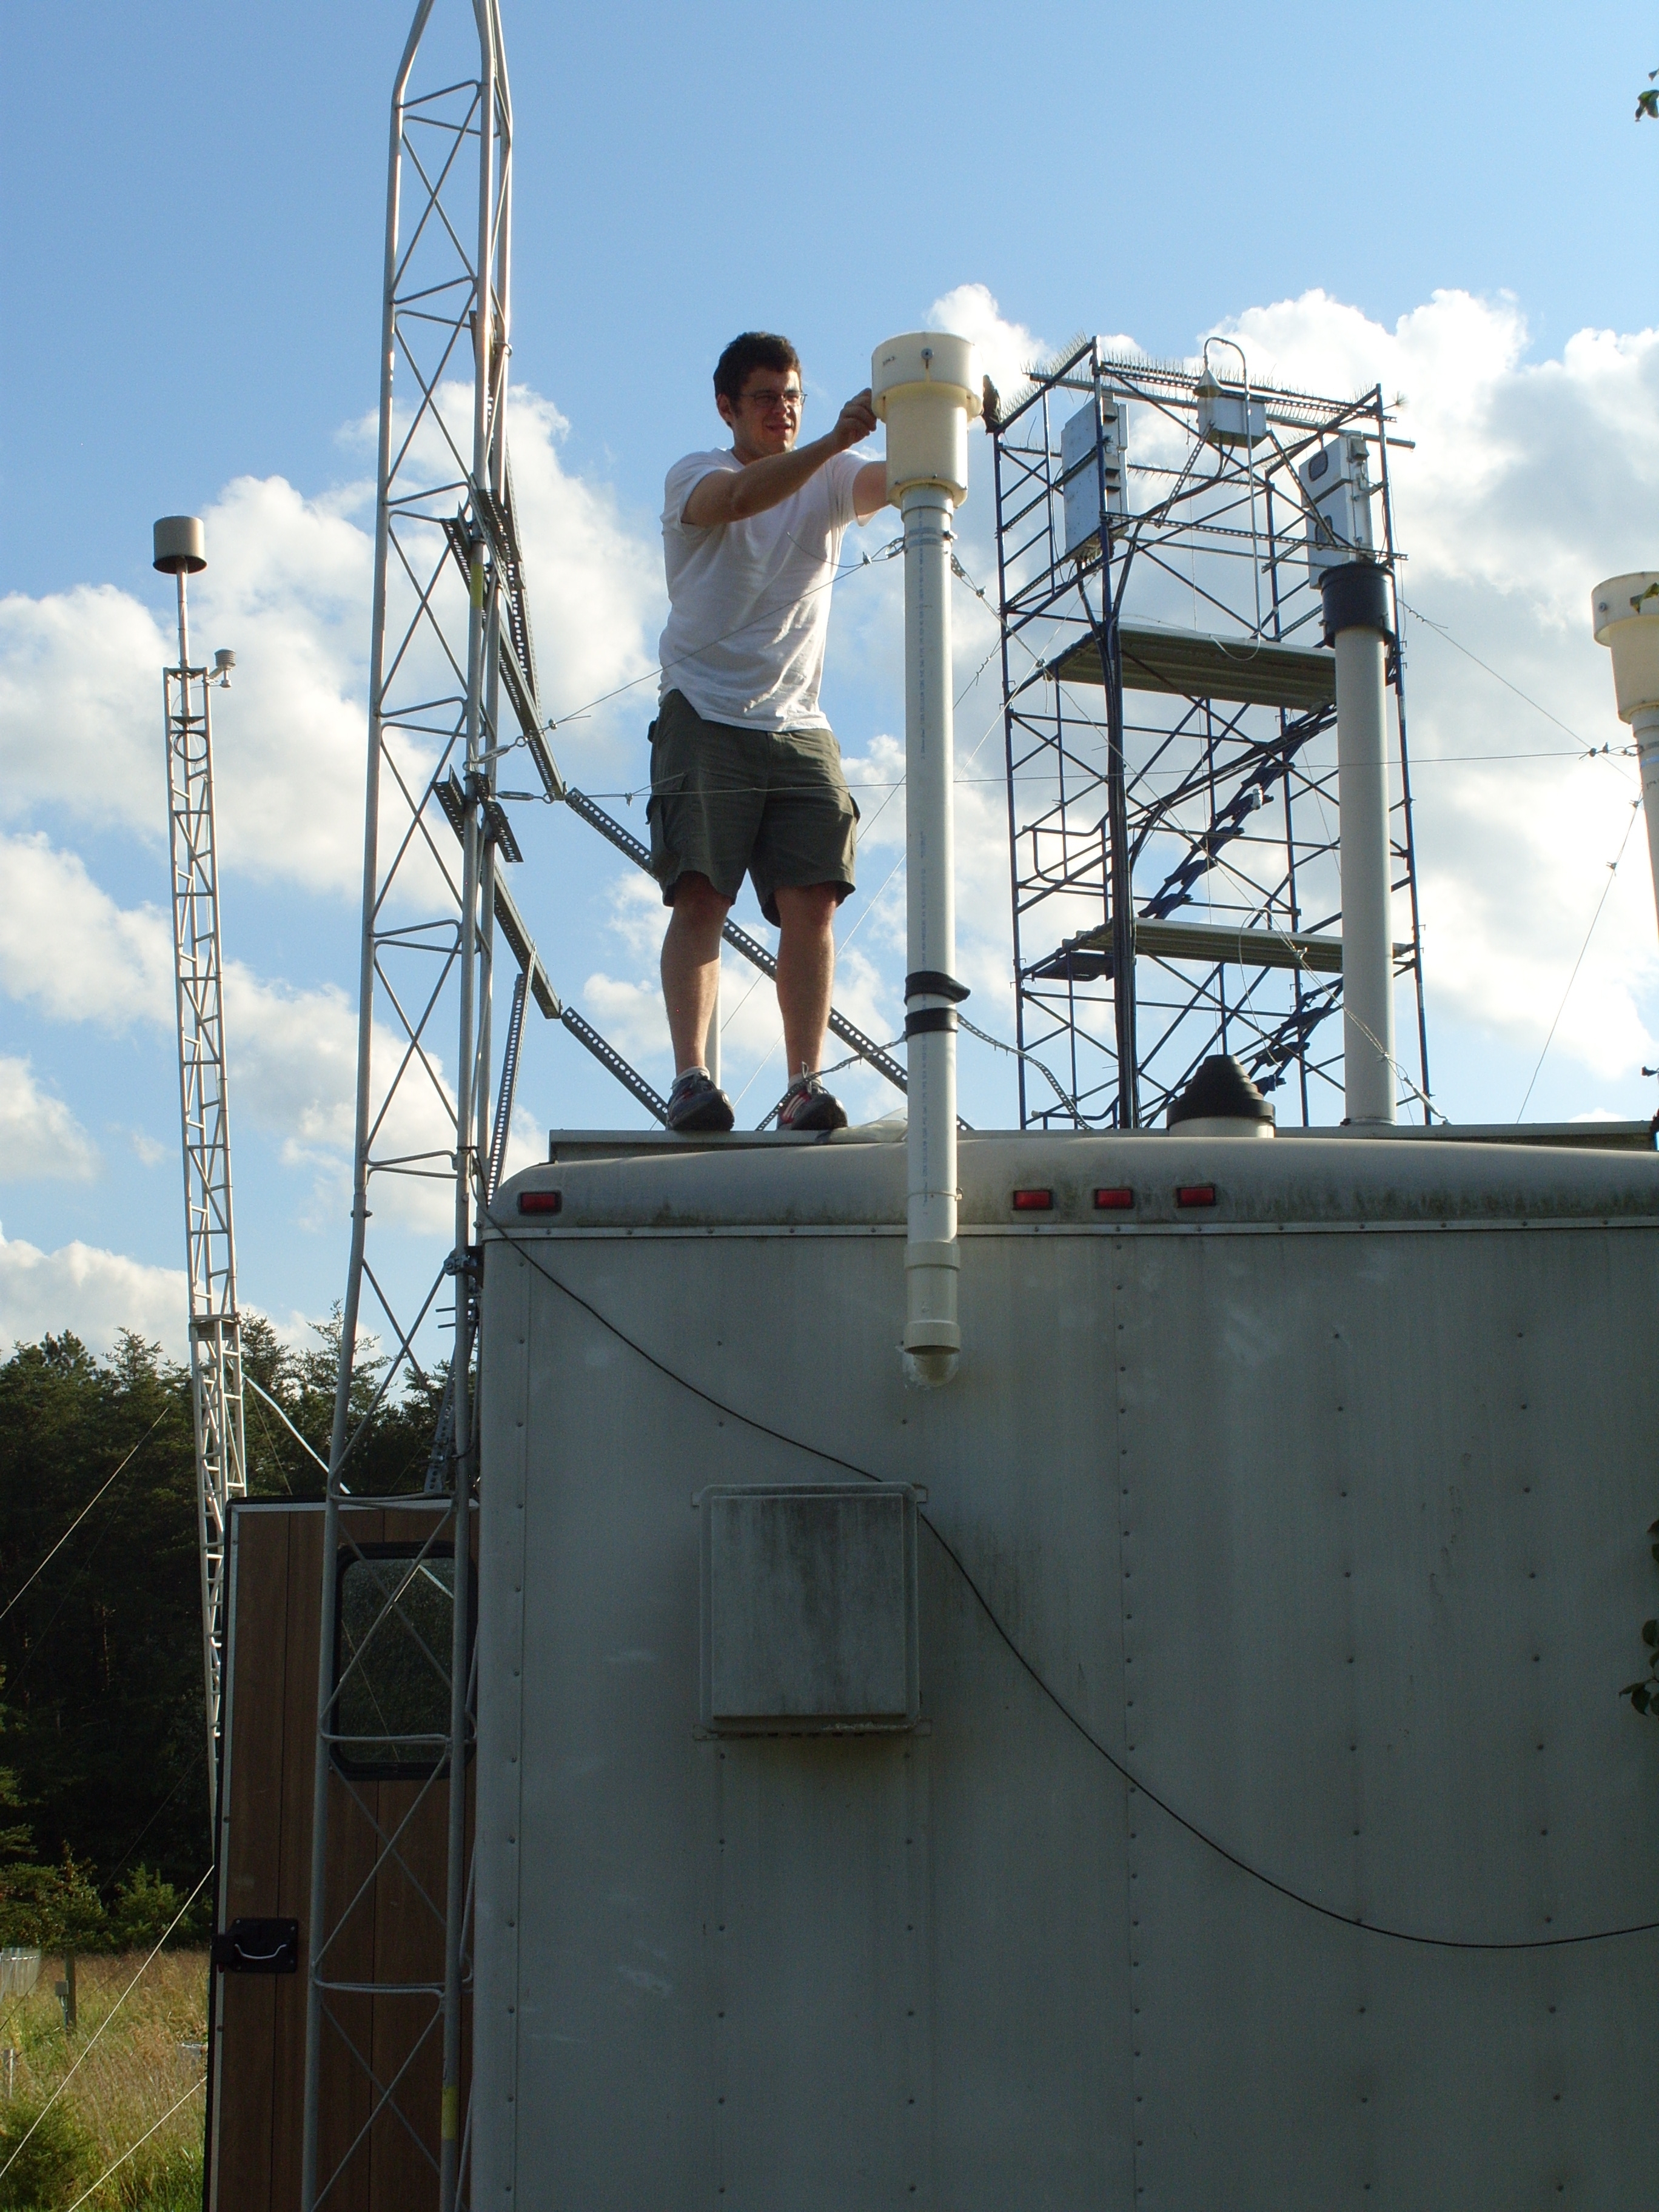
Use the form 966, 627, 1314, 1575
646, 688, 859, 926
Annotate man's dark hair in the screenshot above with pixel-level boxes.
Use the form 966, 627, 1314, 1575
714, 332, 802, 407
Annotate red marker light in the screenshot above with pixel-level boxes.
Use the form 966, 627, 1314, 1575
1176, 1184, 1216, 1208
1012, 1188, 1054, 1212
518, 1190, 562, 1215
1094, 1187, 1134, 1210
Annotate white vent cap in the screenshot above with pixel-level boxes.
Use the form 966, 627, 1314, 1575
1592, 571, 1659, 720
871, 331, 982, 504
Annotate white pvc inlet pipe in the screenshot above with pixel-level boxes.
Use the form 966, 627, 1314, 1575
873, 330, 980, 1387
1634, 706, 1659, 935
901, 482, 960, 1386
1333, 617, 1396, 1124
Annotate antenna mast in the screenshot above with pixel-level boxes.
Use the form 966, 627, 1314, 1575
154, 513, 246, 1809
303, 7, 540, 2205
300, 5, 933, 2196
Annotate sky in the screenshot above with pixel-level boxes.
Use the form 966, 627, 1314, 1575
3, 0, 1659, 1362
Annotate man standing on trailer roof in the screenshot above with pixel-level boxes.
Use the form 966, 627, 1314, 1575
649, 330, 890, 1133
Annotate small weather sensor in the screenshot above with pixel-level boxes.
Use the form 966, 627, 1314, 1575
1060, 390, 1130, 559
1195, 369, 1265, 450
1298, 434, 1374, 577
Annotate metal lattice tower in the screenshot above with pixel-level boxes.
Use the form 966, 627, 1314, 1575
301, 6, 942, 2197
303, 6, 528, 2204
156, 518, 247, 1809
991, 339, 1430, 1128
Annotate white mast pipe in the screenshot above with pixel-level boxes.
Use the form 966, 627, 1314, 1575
1634, 705, 1659, 934
1321, 564, 1396, 1125
901, 480, 959, 1384
1592, 574, 1659, 935
1335, 626, 1395, 1122
872, 331, 981, 1387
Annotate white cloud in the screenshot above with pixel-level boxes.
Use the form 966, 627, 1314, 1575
598, 866, 670, 964
0, 1224, 187, 1360
220, 964, 462, 1235
1416, 777, 1656, 1079
221, 968, 357, 1153
581, 968, 668, 1076
0, 585, 171, 836
0, 382, 664, 904
503, 387, 664, 753
1208, 289, 1659, 615
0, 485, 369, 897
188, 472, 374, 896
0, 831, 173, 1027
925, 284, 1047, 407
843, 731, 907, 856
925, 280, 1142, 424
1196, 287, 1659, 1094
0, 830, 363, 1138
0, 1056, 99, 1182
0, 830, 455, 1227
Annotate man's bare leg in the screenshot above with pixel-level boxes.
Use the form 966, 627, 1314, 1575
661, 873, 732, 1074
774, 883, 839, 1080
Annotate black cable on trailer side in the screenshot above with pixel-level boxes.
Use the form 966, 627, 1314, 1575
486, 1211, 1659, 1957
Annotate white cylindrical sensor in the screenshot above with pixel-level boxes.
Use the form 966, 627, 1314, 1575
1592, 572, 1659, 936
873, 332, 982, 508
152, 515, 206, 575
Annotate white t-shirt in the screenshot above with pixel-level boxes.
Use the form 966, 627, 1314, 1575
658, 447, 867, 732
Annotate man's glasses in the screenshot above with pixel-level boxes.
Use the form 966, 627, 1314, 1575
741, 387, 804, 412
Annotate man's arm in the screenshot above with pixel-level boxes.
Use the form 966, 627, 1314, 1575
682, 390, 879, 527
853, 460, 890, 523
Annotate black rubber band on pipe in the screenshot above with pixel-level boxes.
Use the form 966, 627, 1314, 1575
905, 970, 970, 1004
904, 1008, 958, 1038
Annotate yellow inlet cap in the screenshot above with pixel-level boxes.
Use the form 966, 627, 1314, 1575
872, 332, 982, 504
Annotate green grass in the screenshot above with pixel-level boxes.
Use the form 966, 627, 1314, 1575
0, 1949, 206, 2209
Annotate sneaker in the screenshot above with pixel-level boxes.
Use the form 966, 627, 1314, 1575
778, 1074, 848, 1133
666, 1067, 734, 1133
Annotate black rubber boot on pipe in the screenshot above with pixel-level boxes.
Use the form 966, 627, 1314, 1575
1319, 560, 1391, 645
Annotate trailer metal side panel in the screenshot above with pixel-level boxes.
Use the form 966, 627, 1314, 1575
1112, 1222, 1659, 2207
475, 1133, 1659, 2210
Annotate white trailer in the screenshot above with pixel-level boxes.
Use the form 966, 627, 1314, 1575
472, 1124, 1659, 2210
